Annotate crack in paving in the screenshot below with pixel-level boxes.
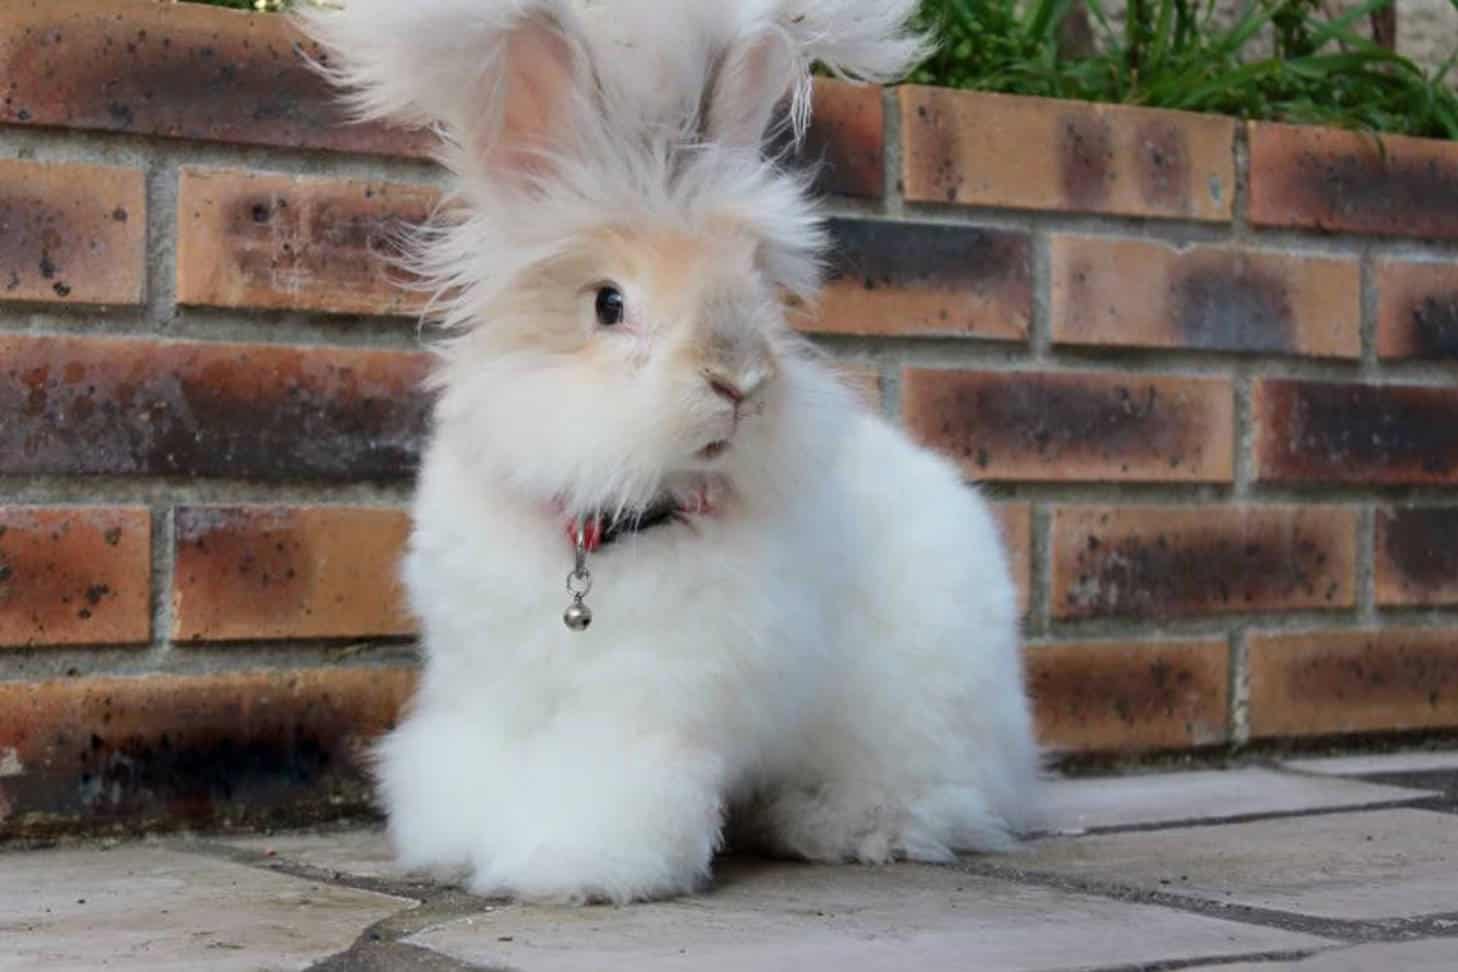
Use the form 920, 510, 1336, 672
175, 837, 516, 971
1079, 949, 1321, 972
952, 855, 1458, 947
1032, 795, 1439, 839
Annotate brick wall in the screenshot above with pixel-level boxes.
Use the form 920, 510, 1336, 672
2, 0, 1456, 836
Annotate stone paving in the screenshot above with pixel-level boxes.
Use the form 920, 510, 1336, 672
4, 751, 1458, 971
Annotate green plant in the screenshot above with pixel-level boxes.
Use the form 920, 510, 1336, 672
911, 0, 1458, 140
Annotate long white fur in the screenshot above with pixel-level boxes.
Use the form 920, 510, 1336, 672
301, 0, 1042, 904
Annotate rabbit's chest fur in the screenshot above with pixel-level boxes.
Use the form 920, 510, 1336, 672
396, 362, 1033, 846
402, 367, 868, 770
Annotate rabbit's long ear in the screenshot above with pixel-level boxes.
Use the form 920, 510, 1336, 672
703, 29, 799, 151
298, 0, 596, 183
475, 12, 596, 182
702, 0, 931, 152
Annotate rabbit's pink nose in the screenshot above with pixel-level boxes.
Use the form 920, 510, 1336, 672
703, 365, 769, 404
707, 376, 744, 404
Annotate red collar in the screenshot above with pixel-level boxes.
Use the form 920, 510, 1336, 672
562, 495, 684, 553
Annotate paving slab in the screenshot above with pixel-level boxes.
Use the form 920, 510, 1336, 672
222, 827, 405, 881
1019, 808, 1458, 921
0, 843, 415, 972
407, 858, 1328, 972
1282, 750, 1458, 778
1213, 937, 1458, 970
1039, 767, 1427, 834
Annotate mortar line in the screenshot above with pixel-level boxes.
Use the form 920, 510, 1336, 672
144, 155, 180, 329
806, 331, 1458, 384
879, 356, 903, 420
0, 311, 430, 352
147, 506, 176, 668
1038, 606, 1455, 643
1357, 505, 1378, 625
1030, 230, 1052, 362
881, 85, 905, 219
1232, 371, 1252, 500
1359, 246, 1379, 375
1027, 504, 1052, 638
1229, 626, 1250, 745
0, 126, 447, 188
857, 85, 901, 422
0, 477, 415, 508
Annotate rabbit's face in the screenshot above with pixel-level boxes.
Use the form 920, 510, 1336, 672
432, 215, 796, 516
561, 222, 779, 464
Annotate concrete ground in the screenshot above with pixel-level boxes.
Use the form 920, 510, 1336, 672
5, 751, 1458, 971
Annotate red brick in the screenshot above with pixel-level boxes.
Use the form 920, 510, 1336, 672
173, 506, 414, 642
1051, 236, 1358, 357
899, 87, 1234, 220
1052, 506, 1356, 620
1253, 379, 1458, 485
1376, 259, 1458, 360
0, 667, 416, 835
808, 219, 1030, 340
1375, 508, 1458, 607
901, 368, 1233, 483
992, 503, 1033, 616
0, 0, 432, 157
1029, 639, 1229, 752
177, 167, 439, 316
1249, 122, 1458, 239
0, 159, 145, 306
772, 79, 886, 199
0, 508, 150, 647
0, 334, 430, 481
1248, 629, 1458, 738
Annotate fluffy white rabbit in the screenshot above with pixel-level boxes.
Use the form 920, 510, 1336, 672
302, 0, 1041, 904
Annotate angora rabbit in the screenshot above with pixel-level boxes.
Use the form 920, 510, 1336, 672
303, 0, 1041, 904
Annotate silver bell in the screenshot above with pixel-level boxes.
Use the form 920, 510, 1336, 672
563, 599, 592, 631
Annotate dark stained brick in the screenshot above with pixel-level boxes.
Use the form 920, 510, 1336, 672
0, 335, 431, 482
1052, 506, 1356, 620
1029, 639, 1229, 752
769, 79, 886, 199
901, 369, 1233, 482
807, 219, 1030, 339
1375, 508, 1458, 607
1249, 629, 1458, 738
0, 668, 415, 836
177, 167, 439, 316
1249, 122, 1458, 240
1377, 259, 1458, 360
1253, 379, 1458, 485
0, 507, 150, 647
898, 87, 1233, 220
1051, 236, 1358, 357
0, 0, 433, 157
0, 160, 145, 306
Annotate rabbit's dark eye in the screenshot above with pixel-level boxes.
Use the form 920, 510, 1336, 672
595, 286, 625, 327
